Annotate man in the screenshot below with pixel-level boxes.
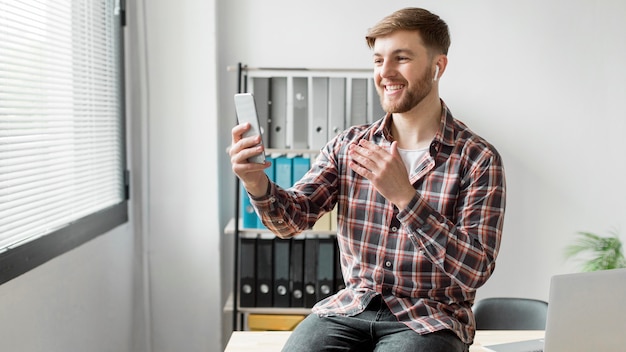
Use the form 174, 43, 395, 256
229, 7, 506, 352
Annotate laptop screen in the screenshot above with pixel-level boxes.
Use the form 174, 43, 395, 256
543, 268, 626, 351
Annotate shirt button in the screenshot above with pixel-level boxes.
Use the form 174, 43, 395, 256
385, 260, 393, 268
277, 220, 284, 224
391, 226, 398, 232
269, 197, 276, 203
358, 304, 364, 310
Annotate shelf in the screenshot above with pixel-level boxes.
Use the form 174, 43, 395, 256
238, 306, 312, 315
225, 218, 336, 237
224, 292, 312, 315
266, 148, 320, 156
230, 65, 360, 332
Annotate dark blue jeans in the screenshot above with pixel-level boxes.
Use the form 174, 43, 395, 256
281, 296, 469, 352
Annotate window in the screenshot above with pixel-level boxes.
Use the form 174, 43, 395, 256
0, 0, 127, 284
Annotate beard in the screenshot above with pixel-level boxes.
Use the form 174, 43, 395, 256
377, 69, 434, 114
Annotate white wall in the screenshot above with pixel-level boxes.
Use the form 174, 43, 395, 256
0, 225, 137, 351
136, 0, 222, 351
217, 0, 626, 329
0, 1, 224, 351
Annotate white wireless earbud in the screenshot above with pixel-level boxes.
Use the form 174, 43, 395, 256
433, 66, 440, 81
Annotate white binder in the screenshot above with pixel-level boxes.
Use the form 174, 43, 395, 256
270, 77, 288, 149
327, 77, 346, 141
292, 77, 309, 149
309, 77, 329, 150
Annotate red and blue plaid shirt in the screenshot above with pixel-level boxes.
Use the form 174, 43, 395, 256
251, 101, 506, 344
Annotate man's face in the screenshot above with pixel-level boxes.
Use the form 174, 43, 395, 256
372, 30, 435, 113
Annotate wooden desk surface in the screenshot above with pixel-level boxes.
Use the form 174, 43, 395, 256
225, 330, 545, 352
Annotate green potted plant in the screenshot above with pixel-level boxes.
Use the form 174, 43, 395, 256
564, 230, 626, 272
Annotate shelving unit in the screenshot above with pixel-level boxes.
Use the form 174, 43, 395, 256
228, 63, 383, 331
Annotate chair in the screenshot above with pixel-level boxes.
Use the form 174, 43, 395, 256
473, 297, 549, 330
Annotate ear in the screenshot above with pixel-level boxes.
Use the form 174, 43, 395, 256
433, 55, 448, 82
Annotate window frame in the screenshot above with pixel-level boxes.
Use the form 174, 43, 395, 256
0, 1, 129, 286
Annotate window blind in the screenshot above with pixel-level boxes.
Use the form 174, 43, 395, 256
0, 0, 125, 252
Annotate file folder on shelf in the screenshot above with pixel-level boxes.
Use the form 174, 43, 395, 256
256, 156, 275, 229
239, 238, 257, 307
349, 78, 368, 127
316, 238, 335, 302
291, 156, 310, 185
292, 77, 309, 149
309, 77, 329, 150
240, 184, 258, 229
274, 156, 293, 189
328, 77, 346, 141
247, 314, 306, 331
252, 77, 271, 144
256, 236, 274, 307
303, 237, 319, 308
312, 212, 332, 231
270, 77, 288, 149
290, 239, 305, 308
273, 238, 291, 307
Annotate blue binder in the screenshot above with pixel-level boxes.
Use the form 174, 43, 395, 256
256, 156, 275, 229
291, 156, 310, 185
240, 184, 257, 229
274, 156, 293, 189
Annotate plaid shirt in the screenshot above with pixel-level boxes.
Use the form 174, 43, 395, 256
251, 101, 506, 344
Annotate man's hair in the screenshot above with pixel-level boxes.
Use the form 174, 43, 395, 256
365, 7, 450, 55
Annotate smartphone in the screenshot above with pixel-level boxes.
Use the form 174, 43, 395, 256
234, 93, 266, 164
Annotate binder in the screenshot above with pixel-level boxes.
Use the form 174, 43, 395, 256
290, 239, 305, 307
316, 237, 335, 301
312, 212, 331, 231
264, 155, 275, 180
349, 78, 368, 127
274, 156, 293, 189
292, 77, 309, 149
239, 238, 256, 307
291, 156, 310, 185
247, 314, 305, 331
328, 77, 346, 141
303, 237, 319, 308
368, 77, 386, 123
309, 77, 329, 150
241, 184, 258, 229
256, 156, 275, 229
256, 236, 274, 307
269, 77, 288, 148
273, 238, 291, 307
252, 77, 271, 143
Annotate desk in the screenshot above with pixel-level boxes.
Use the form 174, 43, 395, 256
225, 330, 545, 352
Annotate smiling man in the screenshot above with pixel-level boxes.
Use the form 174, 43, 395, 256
229, 7, 506, 352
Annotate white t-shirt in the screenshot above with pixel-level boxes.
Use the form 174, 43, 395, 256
397, 147, 428, 177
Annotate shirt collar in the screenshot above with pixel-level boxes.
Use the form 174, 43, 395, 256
374, 99, 457, 150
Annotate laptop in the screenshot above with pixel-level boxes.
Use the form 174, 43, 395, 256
483, 268, 626, 352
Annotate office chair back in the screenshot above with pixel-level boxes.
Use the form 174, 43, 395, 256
473, 297, 549, 330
